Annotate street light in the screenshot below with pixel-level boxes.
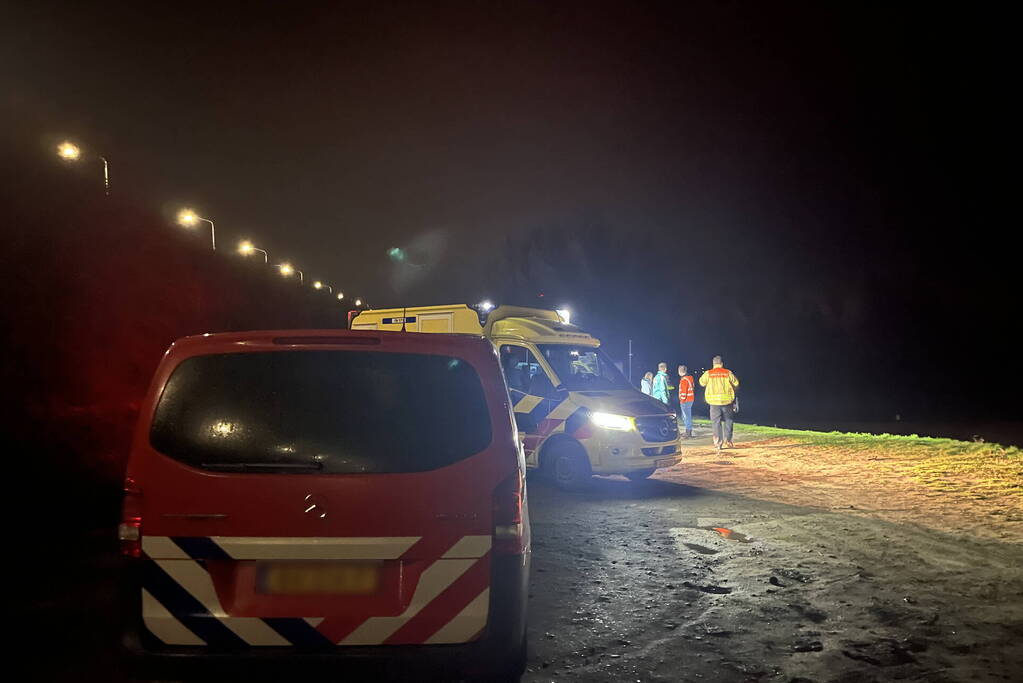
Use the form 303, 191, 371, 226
479, 300, 494, 312
177, 209, 216, 250
238, 240, 268, 263
354, 298, 362, 306
57, 141, 110, 195
336, 292, 345, 301
555, 307, 571, 325
57, 141, 80, 161
277, 263, 303, 283
313, 281, 333, 293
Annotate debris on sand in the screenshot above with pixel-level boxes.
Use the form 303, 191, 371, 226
707, 526, 754, 543
774, 568, 813, 583
841, 639, 917, 667
682, 581, 733, 594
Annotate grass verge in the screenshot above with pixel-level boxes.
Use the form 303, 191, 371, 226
692, 418, 1023, 497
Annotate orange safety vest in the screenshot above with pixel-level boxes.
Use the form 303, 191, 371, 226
678, 375, 695, 403
699, 366, 739, 405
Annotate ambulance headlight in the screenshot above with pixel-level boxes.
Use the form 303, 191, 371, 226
590, 412, 635, 431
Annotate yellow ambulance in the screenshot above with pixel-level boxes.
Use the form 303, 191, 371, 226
351, 304, 681, 489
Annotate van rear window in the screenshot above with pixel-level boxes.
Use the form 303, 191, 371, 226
150, 351, 493, 474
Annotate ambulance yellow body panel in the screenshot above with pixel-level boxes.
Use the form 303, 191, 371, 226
352, 304, 681, 488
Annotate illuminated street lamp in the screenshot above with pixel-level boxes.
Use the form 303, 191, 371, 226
479, 300, 494, 312
354, 298, 363, 307
238, 240, 268, 263
177, 209, 216, 250
313, 281, 333, 294
555, 307, 571, 325
57, 141, 80, 161
57, 140, 110, 195
277, 263, 303, 283
336, 292, 345, 301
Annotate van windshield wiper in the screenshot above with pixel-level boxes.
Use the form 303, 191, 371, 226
201, 461, 324, 472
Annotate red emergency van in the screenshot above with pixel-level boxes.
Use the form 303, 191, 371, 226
119, 330, 530, 680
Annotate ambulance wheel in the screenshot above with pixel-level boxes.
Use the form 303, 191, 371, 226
625, 468, 656, 482
545, 440, 592, 491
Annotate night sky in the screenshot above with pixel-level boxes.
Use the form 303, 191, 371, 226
2, 2, 1016, 429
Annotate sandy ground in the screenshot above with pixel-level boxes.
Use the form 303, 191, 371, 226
522, 424, 1023, 682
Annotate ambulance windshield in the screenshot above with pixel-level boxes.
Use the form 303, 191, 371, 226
536, 344, 631, 391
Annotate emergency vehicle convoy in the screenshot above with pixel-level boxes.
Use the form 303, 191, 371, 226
351, 304, 682, 489
120, 330, 529, 680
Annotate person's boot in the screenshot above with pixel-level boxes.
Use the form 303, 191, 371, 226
685, 429, 693, 439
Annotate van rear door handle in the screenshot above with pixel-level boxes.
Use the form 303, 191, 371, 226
161, 513, 228, 520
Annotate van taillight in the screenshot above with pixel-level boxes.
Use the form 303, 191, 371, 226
492, 473, 524, 554
119, 477, 142, 558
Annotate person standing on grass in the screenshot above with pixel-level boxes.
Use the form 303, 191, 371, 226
640, 371, 654, 396
652, 362, 671, 405
677, 364, 696, 438
699, 355, 739, 449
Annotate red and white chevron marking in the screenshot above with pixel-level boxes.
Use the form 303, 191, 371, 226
141, 534, 492, 646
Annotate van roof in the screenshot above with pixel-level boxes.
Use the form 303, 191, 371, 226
167, 329, 492, 355
484, 306, 599, 346
348, 304, 601, 346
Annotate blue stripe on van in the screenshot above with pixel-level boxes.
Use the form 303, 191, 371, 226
172, 536, 234, 561
262, 618, 334, 649
142, 560, 247, 648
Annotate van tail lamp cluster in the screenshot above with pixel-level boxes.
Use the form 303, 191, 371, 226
119, 518, 142, 558
119, 477, 143, 558
492, 473, 525, 554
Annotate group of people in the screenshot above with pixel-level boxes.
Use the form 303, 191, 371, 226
640, 356, 740, 450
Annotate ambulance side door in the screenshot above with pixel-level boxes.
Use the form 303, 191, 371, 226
499, 343, 558, 467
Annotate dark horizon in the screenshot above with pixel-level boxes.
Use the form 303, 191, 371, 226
2, 1, 1018, 431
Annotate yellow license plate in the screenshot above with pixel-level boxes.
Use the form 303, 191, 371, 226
258, 562, 380, 595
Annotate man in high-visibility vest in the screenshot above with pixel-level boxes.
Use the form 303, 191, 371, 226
677, 364, 695, 438
699, 355, 740, 449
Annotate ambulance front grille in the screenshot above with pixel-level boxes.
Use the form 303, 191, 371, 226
635, 415, 679, 443
641, 444, 678, 457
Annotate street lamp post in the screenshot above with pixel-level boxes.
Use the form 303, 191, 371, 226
177, 209, 216, 250
313, 281, 333, 293
238, 241, 268, 263
277, 263, 303, 283
57, 141, 109, 195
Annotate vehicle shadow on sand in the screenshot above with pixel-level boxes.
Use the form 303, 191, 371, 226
528, 471, 711, 503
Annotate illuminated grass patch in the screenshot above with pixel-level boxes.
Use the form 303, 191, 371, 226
692, 419, 1023, 498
